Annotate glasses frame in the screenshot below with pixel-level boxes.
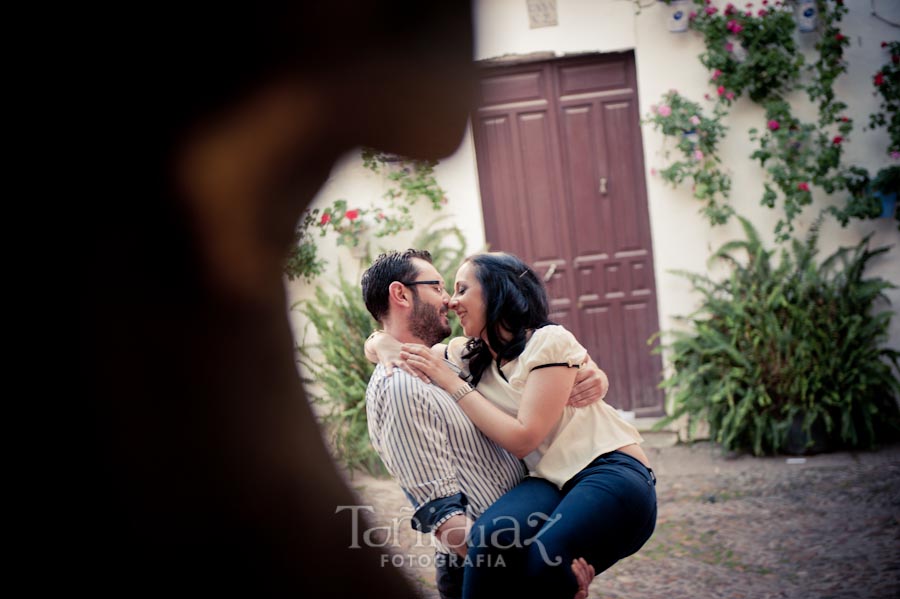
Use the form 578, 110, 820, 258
400, 280, 446, 294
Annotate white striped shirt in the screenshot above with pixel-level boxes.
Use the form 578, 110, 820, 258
366, 364, 524, 548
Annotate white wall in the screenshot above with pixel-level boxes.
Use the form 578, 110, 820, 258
289, 0, 900, 358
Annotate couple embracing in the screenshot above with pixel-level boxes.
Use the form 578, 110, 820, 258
361, 250, 657, 599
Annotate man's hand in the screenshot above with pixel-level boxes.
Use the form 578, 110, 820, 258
567, 358, 609, 407
572, 557, 595, 599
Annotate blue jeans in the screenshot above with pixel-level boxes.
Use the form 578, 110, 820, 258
462, 451, 657, 599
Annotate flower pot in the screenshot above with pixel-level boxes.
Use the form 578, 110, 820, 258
795, 0, 817, 33
784, 414, 830, 455
682, 129, 700, 146
875, 190, 897, 218
666, 0, 690, 33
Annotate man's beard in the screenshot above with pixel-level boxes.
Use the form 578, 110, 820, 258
410, 295, 451, 346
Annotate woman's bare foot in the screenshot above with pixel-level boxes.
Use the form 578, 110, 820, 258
571, 558, 595, 599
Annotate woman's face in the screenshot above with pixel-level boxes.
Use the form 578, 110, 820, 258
450, 261, 487, 340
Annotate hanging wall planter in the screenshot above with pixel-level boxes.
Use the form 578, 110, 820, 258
682, 129, 700, 146
795, 0, 818, 33
876, 191, 897, 218
666, 0, 690, 33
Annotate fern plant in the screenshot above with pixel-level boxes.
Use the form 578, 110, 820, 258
655, 215, 900, 455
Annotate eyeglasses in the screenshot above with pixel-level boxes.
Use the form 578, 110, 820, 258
400, 280, 446, 294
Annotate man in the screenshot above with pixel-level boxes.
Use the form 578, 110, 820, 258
360, 250, 607, 599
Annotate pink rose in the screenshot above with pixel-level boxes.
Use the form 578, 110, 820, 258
726, 91, 735, 100
694, 150, 705, 161
712, 69, 722, 80
705, 6, 718, 15
768, 120, 780, 131
725, 42, 734, 52
345, 209, 360, 221
797, 182, 810, 192
758, 8, 767, 16
320, 213, 331, 225
658, 105, 672, 117
690, 115, 701, 126
891, 151, 900, 161
727, 20, 743, 34
717, 85, 726, 96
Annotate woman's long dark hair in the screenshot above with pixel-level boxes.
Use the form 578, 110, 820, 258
460, 253, 553, 386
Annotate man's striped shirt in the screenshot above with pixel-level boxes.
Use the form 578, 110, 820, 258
366, 365, 525, 549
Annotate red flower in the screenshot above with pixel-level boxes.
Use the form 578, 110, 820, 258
727, 20, 743, 34
840, 116, 849, 122
797, 182, 810, 192
768, 120, 780, 131
882, 42, 889, 48
717, 85, 726, 96
705, 6, 718, 15
345, 209, 360, 221
832, 136, 843, 145
725, 3, 736, 15
893, 55, 899, 64
874, 72, 885, 86
835, 33, 845, 42
712, 69, 722, 80
320, 213, 331, 225
762, 0, 768, 4
758, 8, 767, 16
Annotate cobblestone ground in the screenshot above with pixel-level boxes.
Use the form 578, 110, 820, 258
345, 441, 900, 599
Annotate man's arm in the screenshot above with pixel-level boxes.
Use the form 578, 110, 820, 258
434, 514, 473, 559
375, 374, 470, 540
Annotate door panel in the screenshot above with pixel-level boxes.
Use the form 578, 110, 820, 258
473, 53, 664, 416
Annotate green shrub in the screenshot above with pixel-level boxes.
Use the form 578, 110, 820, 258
295, 222, 469, 474
655, 216, 900, 455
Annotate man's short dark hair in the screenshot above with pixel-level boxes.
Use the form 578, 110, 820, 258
361, 249, 433, 323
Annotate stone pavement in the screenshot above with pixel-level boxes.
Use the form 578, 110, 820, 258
344, 440, 900, 598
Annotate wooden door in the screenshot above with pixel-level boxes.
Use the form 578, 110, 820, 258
472, 52, 664, 416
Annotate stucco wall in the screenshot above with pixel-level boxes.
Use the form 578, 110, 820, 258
289, 0, 900, 362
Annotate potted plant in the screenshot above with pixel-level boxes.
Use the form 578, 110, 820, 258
872, 165, 899, 219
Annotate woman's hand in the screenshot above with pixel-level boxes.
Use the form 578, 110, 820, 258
365, 333, 430, 383
567, 358, 609, 408
399, 343, 460, 392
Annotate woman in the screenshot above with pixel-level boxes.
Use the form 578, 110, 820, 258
368, 252, 656, 599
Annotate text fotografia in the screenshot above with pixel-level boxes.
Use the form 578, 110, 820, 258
382, 553, 507, 568
336, 505, 565, 566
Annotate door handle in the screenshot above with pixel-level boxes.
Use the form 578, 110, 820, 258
599, 177, 608, 195
543, 263, 557, 282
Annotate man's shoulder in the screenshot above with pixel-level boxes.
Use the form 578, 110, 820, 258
368, 366, 448, 404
